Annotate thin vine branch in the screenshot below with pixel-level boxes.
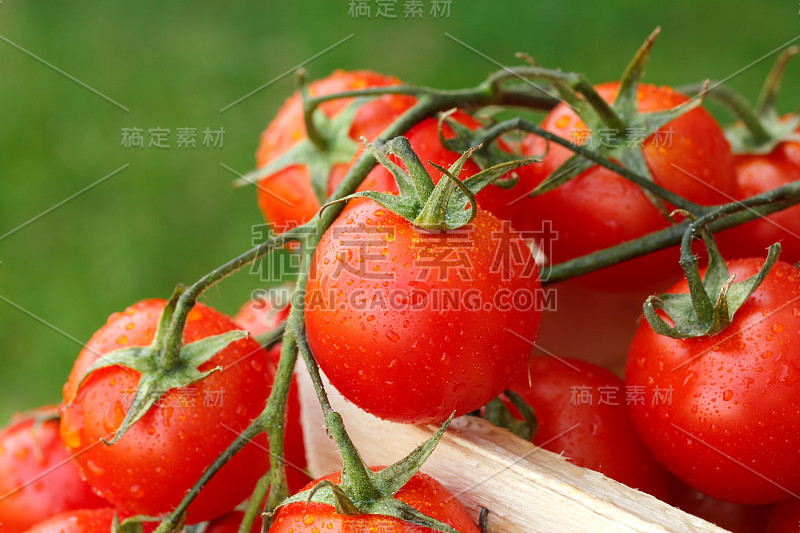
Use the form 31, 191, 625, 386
475, 117, 706, 214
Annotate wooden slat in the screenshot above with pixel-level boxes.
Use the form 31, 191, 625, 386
297, 369, 726, 533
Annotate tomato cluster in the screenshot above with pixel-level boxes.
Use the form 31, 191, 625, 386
5, 39, 800, 533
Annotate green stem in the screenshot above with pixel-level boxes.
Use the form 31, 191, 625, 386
544, 179, 800, 284
254, 322, 286, 350
476, 118, 704, 213
152, 418, 269, 533
238, 474, 271, 533
293, 325, 381, 502
297, 69, 328, 152
159, 227, 305, 370
678, 82, 772, 145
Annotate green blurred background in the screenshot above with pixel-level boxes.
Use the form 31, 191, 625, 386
0, 0, 797, 423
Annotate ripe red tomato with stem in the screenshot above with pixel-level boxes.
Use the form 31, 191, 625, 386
60, 299, 275, 523
252, 70, 416, 233
0, 407, 108, 533
234, 295, 312, 493
626, 256, 800, 504
305, 137, 542, 424
534, 81, 736, 287
269, 468, 479, 533
501, 356, 670, 500
709, 48, 800, 264
727, 130, 800, 262
527, 30, 737, 289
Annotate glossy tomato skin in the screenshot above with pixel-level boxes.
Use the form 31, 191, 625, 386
720, 126, 800, 263
234, 298, 312, 493
766, 498, 800, 532
534, 82, 737, 287
669, 477, 771, 533
626, 259, 800, 504
507, 356, 670, 501
269, 468, 479, 533
21, 508, 117, 533
256, 70, 416, 232
0, 407, 108, 532
305, 200, 541, 424
60, 300, 274, 523
357, 110, 546, 233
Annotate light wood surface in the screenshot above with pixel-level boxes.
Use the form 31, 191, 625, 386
297, 369, 727, 533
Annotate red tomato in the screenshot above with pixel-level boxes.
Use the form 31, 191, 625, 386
235, 295, 292, 364
506, 356, 670, 500
669, 477, 770, 533
0, 407, 108, 532
304, 199, 542, 424
532, 82, 737, 287
60, 300, 274, 523
234, 297, 312, 493
766, 498, 800, 532
21, 508, 117, 533
255, 70, 416, 232
356, 110, 546, 233
720, 123, 800, 263
269, 468, 479, 533
626, 259, 800, 504
206, 511, 261, 533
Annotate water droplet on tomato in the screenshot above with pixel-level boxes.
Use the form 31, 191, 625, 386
722, 390, 733, 401
86, 459, 105, 475
302, 515, 315, 526
130, 484, 144, 499
385, 330, 399, 342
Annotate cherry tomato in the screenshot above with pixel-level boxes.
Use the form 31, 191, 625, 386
234, 297, 312, 492
626, 259, 800, 504
0, 407, 108, 532
255, 70, 416, 232
532, 82, 737, 287
720, 123, 800, 263
357, 110, 545, 233
669, 476, 770, 533
305, 199, 542, 424
21, 508, 117, 533
269, 468, 479, 533
60, 300, 274, 523
506, 356, 670, 500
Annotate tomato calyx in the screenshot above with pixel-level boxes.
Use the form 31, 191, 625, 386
643, 212, 781, 339
530, 27, 703, 216
71, 286, 248, 445
236, 70, 368, 203
112, 514, 162, 533
684, 46, 800, 155
435, 108, 526, 189
324, 136, 537, 230
276, 413, 466, 533
482, 390, 538, 441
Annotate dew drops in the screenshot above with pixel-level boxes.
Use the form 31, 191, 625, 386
722, 390, 733, 401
